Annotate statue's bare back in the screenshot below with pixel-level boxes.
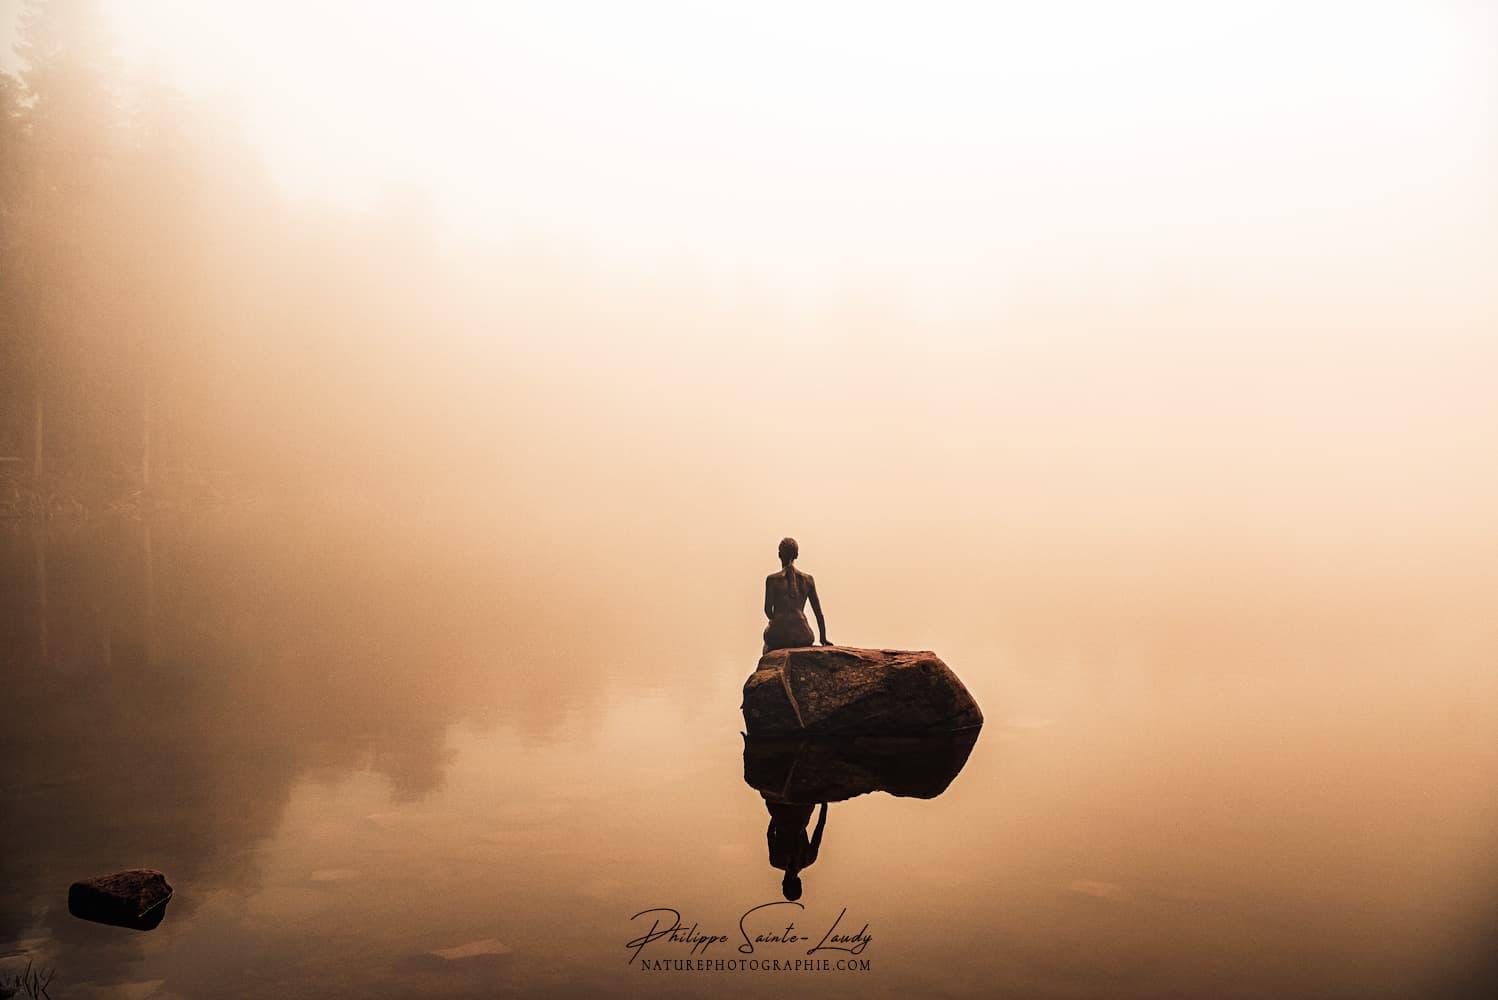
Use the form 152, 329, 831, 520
763, 538, 829, 653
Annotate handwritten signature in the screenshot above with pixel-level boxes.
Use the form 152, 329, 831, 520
626, 903, 872, 964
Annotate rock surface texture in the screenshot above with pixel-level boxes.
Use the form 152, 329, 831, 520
68, 869, 172, 930
742, 646, 983, 736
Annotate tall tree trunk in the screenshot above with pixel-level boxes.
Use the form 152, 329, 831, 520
141, 381, 152, 488
31, 385, 43, 477
33, 526, 50, 668
141, 519, 156, 670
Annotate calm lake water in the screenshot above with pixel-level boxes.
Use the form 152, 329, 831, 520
3, 506, 1496, 999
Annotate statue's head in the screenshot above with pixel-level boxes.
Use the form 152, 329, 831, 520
782, 873, 803, 901
778, 537, 799, 563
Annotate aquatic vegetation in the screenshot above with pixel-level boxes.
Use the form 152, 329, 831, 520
0, 960, 56, 1000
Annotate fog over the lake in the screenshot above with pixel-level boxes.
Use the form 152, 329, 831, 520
2, 2, 1496, 997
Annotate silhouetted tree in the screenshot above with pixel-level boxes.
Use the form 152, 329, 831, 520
8, 0, 120, 476
0, 0, 528, 500
0, 71, 29, 464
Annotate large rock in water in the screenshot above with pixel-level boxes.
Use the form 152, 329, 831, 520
68, 869, 172, 930
742, 646, 983, 736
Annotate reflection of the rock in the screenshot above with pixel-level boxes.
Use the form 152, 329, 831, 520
744, 729, 981, 804
747, 731, 981, 900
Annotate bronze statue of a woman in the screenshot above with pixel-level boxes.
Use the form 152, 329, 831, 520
763, 537, 830, 653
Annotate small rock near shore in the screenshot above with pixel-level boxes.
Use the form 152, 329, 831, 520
68, 869, 173, 930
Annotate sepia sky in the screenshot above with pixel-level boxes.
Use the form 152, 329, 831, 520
2, 0, 1494, 564
14, 0, 1479, 298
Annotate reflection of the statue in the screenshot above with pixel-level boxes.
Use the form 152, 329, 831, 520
745, 730, 981, 899
765, 800, 827, 901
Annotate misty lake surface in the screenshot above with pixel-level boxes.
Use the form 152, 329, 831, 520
3, 507, 1496, 999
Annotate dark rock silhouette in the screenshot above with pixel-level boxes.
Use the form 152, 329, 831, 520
742, 646, 983, 736
744, 730, 981, 803
67, 869, 172, 930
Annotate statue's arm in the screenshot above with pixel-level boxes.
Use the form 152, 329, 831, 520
808, 577, 829, 645
764, 576, 775, 620
809, 802, 828, 858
